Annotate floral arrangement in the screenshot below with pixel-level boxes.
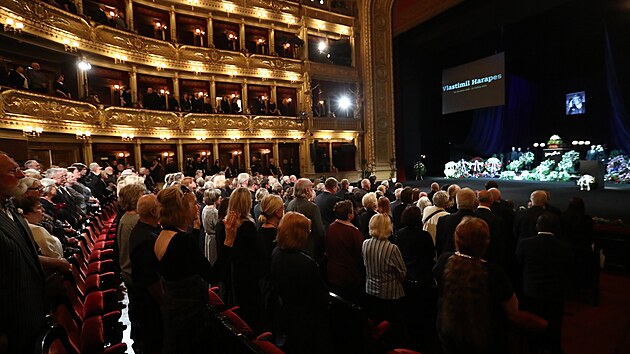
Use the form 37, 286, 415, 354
444, 161, 469, 179
484, 157, 502, 176
547, 134, 563, 146
557, 150, 580, 172
605, 155, 630, 183
506, 151, 534, 171
413, 160, 427, 180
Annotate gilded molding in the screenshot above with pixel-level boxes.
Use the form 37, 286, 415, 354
306, 61, 358, 82
359, 0, 396, 171
0, 89, 316, 136
1, 89, 99, 124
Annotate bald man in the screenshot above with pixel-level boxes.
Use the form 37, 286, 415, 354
475, 190, 507, 267
128, 194, 163, 353
513, 190, 555, 242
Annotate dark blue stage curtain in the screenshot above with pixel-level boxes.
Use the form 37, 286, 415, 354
605, 29, 630, 154
463, 76, 536, 156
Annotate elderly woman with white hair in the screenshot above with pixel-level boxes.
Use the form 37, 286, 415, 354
422, 191, 450, 244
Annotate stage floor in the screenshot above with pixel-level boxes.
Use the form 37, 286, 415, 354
403, 177, 630, 222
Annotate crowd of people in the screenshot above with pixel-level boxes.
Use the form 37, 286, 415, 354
0, 149, 596, 354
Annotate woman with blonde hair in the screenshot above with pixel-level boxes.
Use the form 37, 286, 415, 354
256, 194, 284, 330
363, 213, 407, 345
155, 186, 231, 353
225, 187, 261, 330
360, 192, 378, 239
434, 217, 521, 354
271, 212, 330, 353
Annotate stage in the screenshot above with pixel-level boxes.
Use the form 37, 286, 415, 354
403, 177, 630, 222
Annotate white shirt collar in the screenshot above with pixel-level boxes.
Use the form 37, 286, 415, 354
477, 205, 492, 211
537, 231, 555, 237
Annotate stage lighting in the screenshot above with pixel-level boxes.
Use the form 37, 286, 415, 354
572, 141, 578, 145
318, 41, 327, 52
578, 140, 585, 145
540, 143, 545, 147
533, 143, 539, 147
585, 140, 591, 145
338, 95, 352, 110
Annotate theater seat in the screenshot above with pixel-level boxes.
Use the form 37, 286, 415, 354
252, 338, 285, 354
83, 290, 122, 320
221, 307, 254, 337
85, 272, 119, 295
209, 286, 226, 310
387, 349, 421, 354
80, 316, 127, 354
87, 259, 116, 276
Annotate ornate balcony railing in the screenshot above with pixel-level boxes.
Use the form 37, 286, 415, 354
0, 89, 361, 138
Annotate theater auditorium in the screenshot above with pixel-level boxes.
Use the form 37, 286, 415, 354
0, 0, 629, 353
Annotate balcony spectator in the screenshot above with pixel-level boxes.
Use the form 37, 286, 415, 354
192, 94, 204, 113
92, 5, 109, 26
9, 65, 28, 90
53, 73, 71, 99
143, 87, 162, 110
204, 96, 214, 113
230, 97, 241, 114
167, 95, 179, 111
0, 56, 9, 86
115, 10, 127, 30
26, 62, 48, 94
180, 93, 192, 112
267, 101, 280, 115
121, 87, 133, 107
219, 96, 230, 113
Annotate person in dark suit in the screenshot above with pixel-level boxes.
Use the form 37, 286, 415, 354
475, 190, 507, 268
315, 177, 341, 231
516, 214, 573, 354
286, 178, 325, 263
435, 188, 476, 256
392, 187, 413, 232
513, 190, 556, 242
0, 152, 70, 354
395, 206, 435, 283
426, 182, 440, 203
8, 65, 28, 89
142, 87, 162, 110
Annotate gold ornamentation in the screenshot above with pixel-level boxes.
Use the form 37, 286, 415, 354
252, 116, 304, 130
182, 114, 250, 130
1, 89, 99, 124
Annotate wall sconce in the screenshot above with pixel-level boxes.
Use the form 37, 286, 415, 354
228, 69, 238, 78
113, 84, 121, 91
192, 65, 202, 75
198, 92, 205, 98
114, 53, 127, 64
232, 150, 242, 155
155, 21, 167, 41
4, 18, 24, 33
121, 133, 134, 141
63, 38, 79, 52
259, 69, 270, 81
262, 131, 273, 141
194, 28, 205, 46
76, 130, 91, 140
261, 149, 271, 155
224, 3, 236, 14
284, 15, 296, 27
344, 136, 353, 142
201, 151, 211, 156
318, 23, 326, 31
23, 126, 42, 137
256, 9, 267, 21
322, 135, 332, 140
288, 74, 298, 83
160, 134, 171, 141
163, 152, 169, 157
290, 131, 302, 140
187, 0, 199, 10
229, 130, 241, 140
195, 134, 207, 141
286, 98, 293, 103
154, 61, 166, 71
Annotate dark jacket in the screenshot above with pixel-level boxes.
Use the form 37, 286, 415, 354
315, 191, 342, 231
475, 207, 507, 268
435, 209, 476, 256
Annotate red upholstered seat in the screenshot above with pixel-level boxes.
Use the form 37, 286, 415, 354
52, 304, 81, 354
208, 286, 226, 310
252, 339, 285, 354
388, 349, 421, 354
80, 316, 127, 354
221, 307, 254, 337
87, 259, 115, 276
83, 290, 121, 320
89, 249, 114, 263
85, 272, 117, 295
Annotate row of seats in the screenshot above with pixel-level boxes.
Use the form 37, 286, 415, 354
207, 286, 420, 354
40, 202, 128, 354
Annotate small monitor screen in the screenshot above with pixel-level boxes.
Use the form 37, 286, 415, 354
566, 91, 585, 115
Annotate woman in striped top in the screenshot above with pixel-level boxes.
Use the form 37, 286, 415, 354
362, 213, 408, 345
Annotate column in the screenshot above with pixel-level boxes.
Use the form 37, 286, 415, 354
301, 18, 309, 60
213, 140, 219, 163
170, 6, 177, 43
209, 76, 216, 107
270, 82, 277, 105
273, 141, 279, 163
207, 14, 213, 47
354, 134, 361, 173
241, 80, 248, 114
125, 0, 134, 31
244, 140, 251, 172
301, 138, 314, 175
239, 20, 246, 52
173, 73, 180, 101
82, 141, 93, 164
269, 24, 275, 54
129, 66, 138, 104
77, 67, 87, 99
328, 141, 334, 171
134, 139, 142, 170
350, 28, 356, 68
176, 139, 184, 172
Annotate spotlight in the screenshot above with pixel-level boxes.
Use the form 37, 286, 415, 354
77, 61, 91, 71
572, 141, 578, 145
533, 143, 539, 147
318, 41, 327, 52
585, 140, 591, 145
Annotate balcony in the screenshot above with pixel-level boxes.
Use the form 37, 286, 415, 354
0, 88, 312, 138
